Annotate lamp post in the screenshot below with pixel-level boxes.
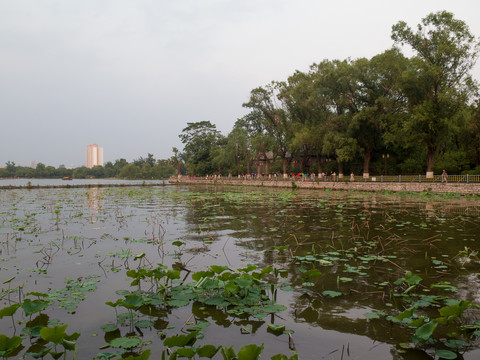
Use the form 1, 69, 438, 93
382, 154, 389, 176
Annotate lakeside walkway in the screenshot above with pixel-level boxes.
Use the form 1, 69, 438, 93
169, 176, 480, 195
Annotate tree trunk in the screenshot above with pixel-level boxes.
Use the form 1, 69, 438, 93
363, 149, 373, 178
338, 161, 344, 178
426, 146, 435, 178
282, 156, 289, 178
301, 154, 310, 173
317, 157, 323, 177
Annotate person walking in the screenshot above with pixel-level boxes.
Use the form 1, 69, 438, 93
441, 169, 448, 183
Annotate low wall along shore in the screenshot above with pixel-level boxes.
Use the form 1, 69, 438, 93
170, 177, 480, 195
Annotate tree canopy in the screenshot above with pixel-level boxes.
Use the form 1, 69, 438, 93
174, 11, 480, 178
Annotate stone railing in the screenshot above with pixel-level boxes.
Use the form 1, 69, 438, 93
169, 176, 480, 195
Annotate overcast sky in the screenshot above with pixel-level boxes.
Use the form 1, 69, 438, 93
1, 0, 479, 167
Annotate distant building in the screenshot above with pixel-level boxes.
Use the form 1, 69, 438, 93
86, 144, 104, 168
30, 160, 36, 169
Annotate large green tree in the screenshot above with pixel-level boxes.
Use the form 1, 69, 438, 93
277, 69, 331, 174
392, 10, 479, 177
312, 59, 359, 176
349, 49, 409, 176
243, 84, 292, 176
179, 121, 222, 175
231, 113, 268, 174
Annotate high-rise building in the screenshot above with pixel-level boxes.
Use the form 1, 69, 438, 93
86, 144, 104, 168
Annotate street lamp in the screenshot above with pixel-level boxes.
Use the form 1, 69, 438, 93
382, 154, 389, 176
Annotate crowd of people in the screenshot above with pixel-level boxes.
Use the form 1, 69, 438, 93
186, 172, 350, 181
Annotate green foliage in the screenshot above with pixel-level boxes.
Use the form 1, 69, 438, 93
391, 11, 479, 174
0, 154, 175, 180
322, 290, 342, 298
0, 304, 20, 319
271, 355, 298, 360
435, 350, 458, 359
383, 271, 478, 347
0, 334, 23, 357
109, 336, 141, 349
179, 121, 224, 175
237, 343, 264, 359
196, 345, 219, 358
22, 299, 50, 316
40, 324, 69, 344
123, 349, 151, 360
414, 321, 438, 342
161, 11, 480, 177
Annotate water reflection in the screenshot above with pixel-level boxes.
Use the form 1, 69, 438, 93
1, 185, 480, 359
86, 187, 103, 224
180, 186, 480, 358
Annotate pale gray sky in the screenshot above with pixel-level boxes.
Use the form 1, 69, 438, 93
1, 0, 479, 167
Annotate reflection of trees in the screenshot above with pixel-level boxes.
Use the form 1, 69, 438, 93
290, 292, 412, 345
179, 186, 480, 355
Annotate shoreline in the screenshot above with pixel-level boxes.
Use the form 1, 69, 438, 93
0, 182, 170, 190
169, 177, 480, 195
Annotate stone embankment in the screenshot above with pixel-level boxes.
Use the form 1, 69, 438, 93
169, 177, 480, 195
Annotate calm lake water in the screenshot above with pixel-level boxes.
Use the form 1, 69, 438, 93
0, 178, 167, 187
1, 184, 479, 359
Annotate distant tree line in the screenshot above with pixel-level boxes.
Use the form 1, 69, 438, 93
178, 11, 480, 178
0, 154, 176, 180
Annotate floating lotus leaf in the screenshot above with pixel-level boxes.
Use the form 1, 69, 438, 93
322, 290, 342, 298
435, 349, 457, 359
109, 336, 141, 349
134, 320, 154, 329
0, 334, 23, 356
101, 324, 119, 333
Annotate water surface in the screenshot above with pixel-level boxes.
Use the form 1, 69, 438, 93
1, 185, 479, 359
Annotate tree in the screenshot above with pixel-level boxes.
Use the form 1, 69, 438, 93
179, 121, 222, 175
392, 10, 480, 177
277, 69, 330, 174
117, 164, 139, 179
72, 166, 88, 179
230, 115, 262, 174
5, 161, 16, 177
170, 147, 183, 176
113, 159, 128, 175
152, 160, 176, 178
133, 155, 153, 167
15, 166, 35, 178
35, 163, 46, 177
312, 59, 359, 176
103, 161, 116, 178
44, 166, 56, 178
461, 101, 480, 168
243, 84, 291, 176
146, 153, 155, 167
348, 49, 409, 177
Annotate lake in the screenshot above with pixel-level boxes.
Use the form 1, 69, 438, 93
0, 178, 167, 187
1, 184, 479, 359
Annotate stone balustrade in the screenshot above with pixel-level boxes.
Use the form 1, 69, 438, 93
169, 177, 480, 195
